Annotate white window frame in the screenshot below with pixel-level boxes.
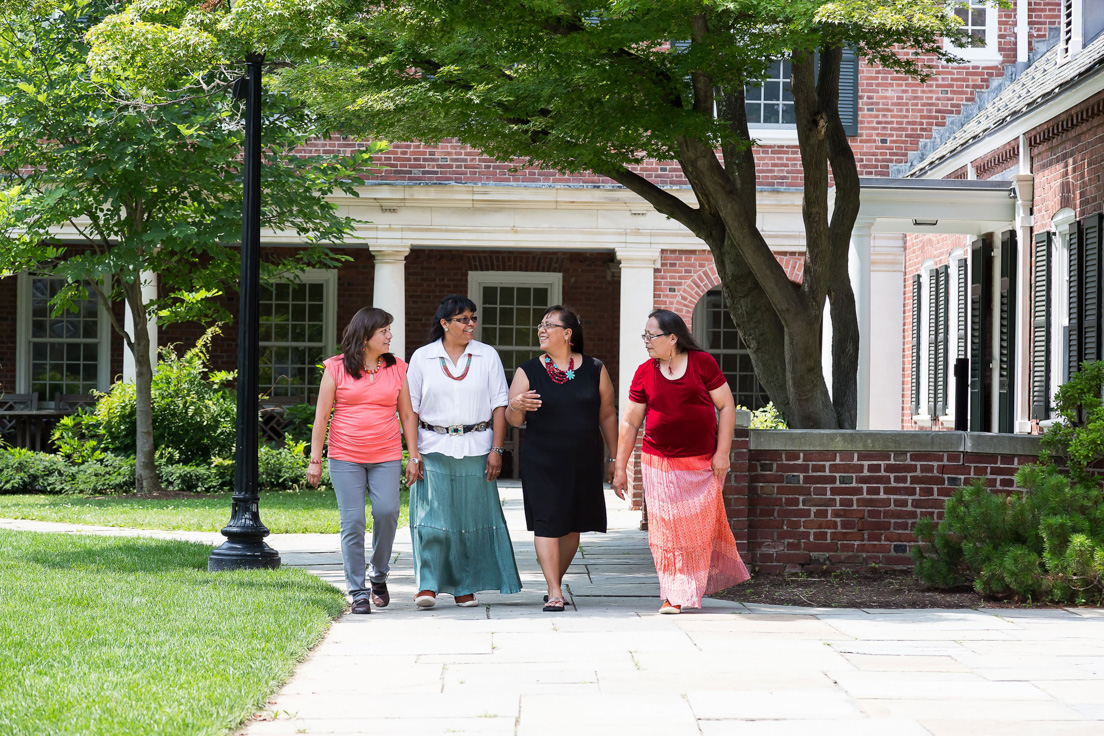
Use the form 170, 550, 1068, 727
942, 249, 967, 421
1044, 208, 1077, 425
944, 1, 1001, 65
468, 271, 563, 370
258, 268, 337, 401
745, 58, 797, 140
915, 260, 935, 424
1058, 1, 1084, 66
15, 271, 112, 403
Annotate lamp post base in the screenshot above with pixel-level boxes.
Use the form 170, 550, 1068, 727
208, 537, 281, 571
208, 496, 281, 571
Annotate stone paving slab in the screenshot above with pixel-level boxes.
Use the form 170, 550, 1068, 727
698, 718, 932, 736
5, 483, 1104, 736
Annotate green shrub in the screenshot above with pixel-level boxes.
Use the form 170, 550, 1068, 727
52, 328, 237, 466
0, 448, 74, 494
913, 466, 1104, 604
70, 455, 137, 495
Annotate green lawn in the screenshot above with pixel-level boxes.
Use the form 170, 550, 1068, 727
0, 530, 346, 736
0, 489, 409, 533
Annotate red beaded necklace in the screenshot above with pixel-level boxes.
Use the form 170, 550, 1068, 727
440, 354, 472, 381
543, 353, 575, 384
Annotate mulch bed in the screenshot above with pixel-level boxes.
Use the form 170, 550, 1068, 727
710, 568, 1067, 609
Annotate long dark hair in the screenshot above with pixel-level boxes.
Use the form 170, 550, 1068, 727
543, 305, 585, 354
341, 307, 396, 379
427, 294, 478, 343
649, 309, 704, 354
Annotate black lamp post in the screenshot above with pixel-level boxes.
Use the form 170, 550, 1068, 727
209, 53, 281, 571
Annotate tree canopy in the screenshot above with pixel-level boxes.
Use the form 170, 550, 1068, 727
0, 0, 381, 490
84, 0, 989, 427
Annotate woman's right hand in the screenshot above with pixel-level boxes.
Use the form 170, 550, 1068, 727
611, 466, 628, 500
306, 462, 323, 488
510, 390, 542, 413
405, 454, 424, 485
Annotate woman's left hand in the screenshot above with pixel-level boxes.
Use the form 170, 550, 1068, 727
485, 451, 502, 481
711, 451, 729, 481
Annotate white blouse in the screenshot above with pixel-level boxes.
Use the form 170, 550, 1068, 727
406, 339, 509, 459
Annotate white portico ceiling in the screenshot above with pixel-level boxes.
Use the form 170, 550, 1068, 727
836, 178, 1017, 236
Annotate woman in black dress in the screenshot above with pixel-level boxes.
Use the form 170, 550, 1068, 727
506, 305, 619, 611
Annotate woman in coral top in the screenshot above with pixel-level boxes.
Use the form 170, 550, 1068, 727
611, 309, 750, 614
307, 307, 420, 615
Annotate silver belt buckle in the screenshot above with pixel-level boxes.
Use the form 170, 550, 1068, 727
447, 424, 464, 436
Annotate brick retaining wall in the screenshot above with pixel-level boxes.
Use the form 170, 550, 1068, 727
722, 425, 1043, 573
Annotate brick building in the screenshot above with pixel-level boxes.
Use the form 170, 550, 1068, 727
3, 2, 1098, 477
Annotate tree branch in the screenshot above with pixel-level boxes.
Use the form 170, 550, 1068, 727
606, 166, 721, 243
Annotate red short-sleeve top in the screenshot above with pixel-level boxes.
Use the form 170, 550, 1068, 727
323, 355, 407, 464
628, 350, 726, 458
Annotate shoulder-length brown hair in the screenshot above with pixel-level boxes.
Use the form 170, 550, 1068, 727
341, 307, 397, 379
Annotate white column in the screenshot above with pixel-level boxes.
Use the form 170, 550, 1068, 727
849, 219, 875, 429
1012, 168, 1035, 433
615, 248, 661, 417
122, 272, 158, 382
370, 245, 411, 359
869, 234, 906, 429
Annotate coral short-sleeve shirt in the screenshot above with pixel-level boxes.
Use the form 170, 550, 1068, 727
628, 350, 726, 458
323, 355, 406, 464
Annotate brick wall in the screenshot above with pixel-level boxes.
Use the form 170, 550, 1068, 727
722, 428, 1042, 573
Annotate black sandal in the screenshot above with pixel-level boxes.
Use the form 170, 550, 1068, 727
543, 597, 565, 612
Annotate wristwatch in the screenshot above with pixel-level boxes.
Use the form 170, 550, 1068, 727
491, 446, 505, 455
408, 456, 421, 464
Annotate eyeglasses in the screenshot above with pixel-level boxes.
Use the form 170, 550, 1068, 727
537, 321, 566, 331
641, 331, 670, 342
448, 315, 478, 325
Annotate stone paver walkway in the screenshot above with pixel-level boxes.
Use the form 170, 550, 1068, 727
5, 483, 1104, 735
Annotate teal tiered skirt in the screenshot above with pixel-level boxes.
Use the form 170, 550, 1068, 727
409, 453, 522, 596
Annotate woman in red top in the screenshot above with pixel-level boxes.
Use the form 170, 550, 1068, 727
307, 307, 420, 615
611, 309, 750, 613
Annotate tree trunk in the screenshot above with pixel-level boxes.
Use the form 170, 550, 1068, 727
125, 281, 161, 494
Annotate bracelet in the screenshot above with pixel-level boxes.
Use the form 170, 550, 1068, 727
491, 446, 505, 455
309, 459, 322, 466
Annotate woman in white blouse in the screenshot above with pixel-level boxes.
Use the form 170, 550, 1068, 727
405, 294, 522, 608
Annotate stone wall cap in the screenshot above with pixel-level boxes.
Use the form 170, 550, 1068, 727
748, 429, 1043, 454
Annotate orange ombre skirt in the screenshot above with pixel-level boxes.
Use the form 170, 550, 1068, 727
641, 452, 750, 608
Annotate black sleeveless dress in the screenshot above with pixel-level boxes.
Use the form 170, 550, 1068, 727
518, 354, 608, 537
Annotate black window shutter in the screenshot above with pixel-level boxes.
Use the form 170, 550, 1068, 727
911, 274, 922, 416
927, 268, 938, 416
1082, 214, 1103, 364
1069, 221, 1082, 375
936, 265, 949, 416
998, 230, 1017, 434
1031, 232, 1052, 420
839, 47, 859, 136
970, 237, 991, 432
957, 258, 968, 360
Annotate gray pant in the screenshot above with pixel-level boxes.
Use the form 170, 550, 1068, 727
328, 458, 402, 600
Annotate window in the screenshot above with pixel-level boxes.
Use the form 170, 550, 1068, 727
945, 2, 1000, 64
15, 274, 110, 401
947, 250, 969, 419
745, 59, 794, 127
693, 288, 770, 410
1058, 0, 1083, 63
468, 272, 563, 377
258, 269, 336, 402
1047, 210, 1077, 417
742, 50, 859, 142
